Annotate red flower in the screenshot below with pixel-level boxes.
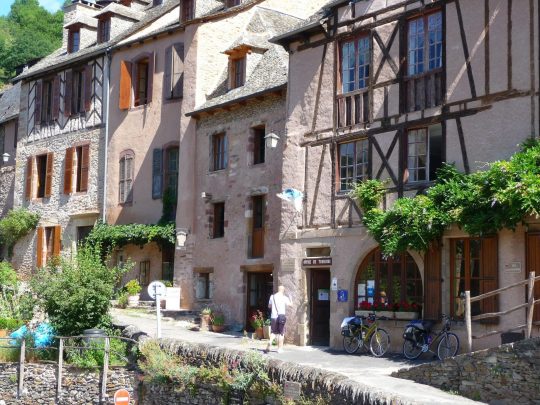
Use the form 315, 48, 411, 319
358, 301, 373, 310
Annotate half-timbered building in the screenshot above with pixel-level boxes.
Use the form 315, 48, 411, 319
273, 0, 540, 349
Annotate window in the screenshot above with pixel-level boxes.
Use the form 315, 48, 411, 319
181, 0, 194, 22
72, 68, 85, 114
212, 202, 225, 238
250, 195, 265, 258
339, 139, 369, 191
98, 18, 111, 43
64, 145, 90, 194
152, 145, 179, 200
226, 0, 241, 7
196, 272, 213, 300
408, 12, 443, 76
28, 153, 53, 199
230, 57, 246, 89
162, 261, 174, 282
405, 124, 442, 183
355, 248, 423, 309
135, 58, 149, 106
341, 36, 370, 93
119, 151, 134, 204
164, 146, 179, 198
77, 225, 93, 245
211, 133, 227, 171
164, 43, 184, 99
450, 237, 498, 319
139, 260, 150, 286
36, 225, 61, 268
153, 0, 163, 6
252, 126, 265, 165
41, 78, 54, 123
68, 29, 80, 53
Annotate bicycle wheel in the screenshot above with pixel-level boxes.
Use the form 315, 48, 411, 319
437, 332, 459, 361
343, 335, 361, 354
402, 338, 423, 360
369, 328, 390, 357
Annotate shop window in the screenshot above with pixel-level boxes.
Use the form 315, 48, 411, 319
252, 126, 265, 165
405, 124, 442, 183
338, 139, 369, 191
210, 133, 227, 171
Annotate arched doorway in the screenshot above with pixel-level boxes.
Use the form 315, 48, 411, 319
354, 248, 423, 309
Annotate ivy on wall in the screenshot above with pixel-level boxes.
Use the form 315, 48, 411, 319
0, 208, 40, 256
352, 138, 540, 256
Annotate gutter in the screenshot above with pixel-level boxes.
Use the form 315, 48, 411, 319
102, 47, 112, 223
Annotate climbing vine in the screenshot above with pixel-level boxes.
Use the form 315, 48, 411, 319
352, 138, 540, 256
0, 208, 40, 256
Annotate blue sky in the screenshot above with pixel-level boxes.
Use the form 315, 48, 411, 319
0, 0, 64, 16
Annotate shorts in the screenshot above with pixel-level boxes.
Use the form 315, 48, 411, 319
271, 317, 286, 335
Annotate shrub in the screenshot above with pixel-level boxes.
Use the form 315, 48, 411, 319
30, 246, 127, 336
0, 208, 40, 256
0, 318, 24, 330
211, 313, 225, 326
117, 292, 129, 309
0, 262, 17, 288
66, 336, 130, 369
125, 280, 141, 296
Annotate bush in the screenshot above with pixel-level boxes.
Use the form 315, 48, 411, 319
0, 318, 24, 330
30, 246, 127, 336
0, 208, 40, 256
117, 292, 129, 309
0, 262, 17, 288
66, 335, 130, 369
125, 279, 141, 296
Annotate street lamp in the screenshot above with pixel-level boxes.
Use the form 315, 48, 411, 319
2, 153, 9, 164
264, 133, 280, 149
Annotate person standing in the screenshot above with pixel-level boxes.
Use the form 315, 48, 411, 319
266, 285, 291, 353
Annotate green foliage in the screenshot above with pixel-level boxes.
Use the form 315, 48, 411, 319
0, 208, 40, 256
0, 318, 24, 330
66, 337, 129, 369
0, 262, 17, 288
211, 313, 225, 326
30, 246, 127, 336
117, 291, 129, 309
160, 187, 177, 224
85, 221, 176, 255
0, 347, 19, 362
124, 279, 141, 296
352, 139, 540, 255
0, 261, 32, 321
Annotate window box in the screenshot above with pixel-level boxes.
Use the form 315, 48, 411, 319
395, 311, 420, 320
374, 310, 394, 319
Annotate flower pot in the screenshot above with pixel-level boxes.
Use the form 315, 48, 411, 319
375, 310, 394, 319
211, 324, 226, 333
200, 314, 211, 331
256, 327, 264, 339
263, 325, 271, 339
395, 311, 419, 320
127, 294, 140, 307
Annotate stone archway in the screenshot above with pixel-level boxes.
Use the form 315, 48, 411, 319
354, 247, 423, 309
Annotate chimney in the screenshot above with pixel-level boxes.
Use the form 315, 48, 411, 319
62, 0, 101, 48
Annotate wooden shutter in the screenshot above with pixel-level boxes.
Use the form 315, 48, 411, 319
526, 233, 540, 322
63, 147, 74, 194
44, 152, 54, 198
119, 60, 132, 110
481, 236, 499, 323
147, 52, 155, 103
172, 43, 184, 98
423, 243, 442, 320
36, 227, 44, 268
64, 70, 73, 117
53, 225, 61, 257
34, 81, 42, 125
84, 65, 93, 112
163, 46, 172, 100
80, 144, 90, 192
119, 157, 125, 203
152, 148, 163, 199
25, 157, 33, 200
52, 75, 61, 120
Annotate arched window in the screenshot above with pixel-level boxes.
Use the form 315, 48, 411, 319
119, 150, 134, 204
355, 248, 423, 309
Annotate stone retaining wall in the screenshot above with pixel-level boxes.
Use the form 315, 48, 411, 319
392, 337, 540, 403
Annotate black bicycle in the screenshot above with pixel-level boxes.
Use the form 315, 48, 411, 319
402, 314, 459, 361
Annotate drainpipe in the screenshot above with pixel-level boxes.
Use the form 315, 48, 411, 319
102, 47, 112, 223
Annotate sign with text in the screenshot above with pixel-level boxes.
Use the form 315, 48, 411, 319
337, 290, 348, 302
114, 389, 130, 405
283, 381, 302, 400
302, 257, 332, 267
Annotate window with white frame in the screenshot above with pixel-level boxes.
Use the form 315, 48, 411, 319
406, 124, 442, 183
407, 11, 443, 76
339, 139, 369, 191
341, 36, 370, 93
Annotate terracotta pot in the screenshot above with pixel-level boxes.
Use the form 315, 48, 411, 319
256, 327, 264, 339
127, 294, 140, 307
211, 324, 226, 333
263, 325, 271, 339
200, 314, 211, 331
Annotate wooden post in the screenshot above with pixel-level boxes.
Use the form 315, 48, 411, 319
465, 290, 472, 352
17, 338, 25, 399
56, 338, 64, 401
100, 337, 110, 404
526, 271, 535, 339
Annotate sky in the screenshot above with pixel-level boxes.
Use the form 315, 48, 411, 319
0, 0, 64, 16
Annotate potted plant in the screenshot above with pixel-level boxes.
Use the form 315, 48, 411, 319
356, 301, 374, 317
200, 307, 212, 331
263, 318, 271, 340
394, 301, 421, 320
125, 280, 142, 307
210, 313, 226, 333
250, 311, 265, 339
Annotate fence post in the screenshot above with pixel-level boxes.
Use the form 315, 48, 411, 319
56, 338, 64, 401
465, 290, 472, 352
526, 271, 535, 339
100, 337, 110, 404
17, 338, 25, 399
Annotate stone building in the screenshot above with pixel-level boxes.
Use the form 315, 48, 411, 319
272, 0, 540, 350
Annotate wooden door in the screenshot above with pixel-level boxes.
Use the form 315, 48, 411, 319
526, 233, 540, 323
246, 272, 273, 330
310, 269, 331, 346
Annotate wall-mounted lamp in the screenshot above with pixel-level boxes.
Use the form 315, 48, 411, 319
2, 153, 10, 164
176, 228, 189, 250
201, 192, 212, 201
264, 133, 280, 149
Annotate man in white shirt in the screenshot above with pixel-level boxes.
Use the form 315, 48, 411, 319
266, 285, 291, 353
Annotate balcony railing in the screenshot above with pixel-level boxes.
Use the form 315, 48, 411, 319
404, 68, 443, 112
336, 89, 369, 128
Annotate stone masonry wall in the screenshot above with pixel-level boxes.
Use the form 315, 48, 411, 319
0, 165, 14, 218
392, 337, 540, 404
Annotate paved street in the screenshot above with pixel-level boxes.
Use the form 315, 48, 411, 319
112, 308, 483, 404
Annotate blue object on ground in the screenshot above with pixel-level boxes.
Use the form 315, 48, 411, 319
33, 323, 54, 348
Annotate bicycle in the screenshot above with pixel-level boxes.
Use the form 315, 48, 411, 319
402, 314, 459, 361
341, 313, 390, 357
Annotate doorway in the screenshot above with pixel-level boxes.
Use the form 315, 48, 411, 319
246, 272, 273, 330
526, 233, 540, 323
310, 269, 330, 346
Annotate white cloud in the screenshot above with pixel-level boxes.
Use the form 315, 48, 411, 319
38, 0, 64, 13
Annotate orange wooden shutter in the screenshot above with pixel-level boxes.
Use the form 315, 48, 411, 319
80, 144, 90, 192
44, 152, 54, 198
526, 233, 540, 322
63, 147, 74, 194
481, 236, 499, 323
423, 244, 442, 320
25, 157, 33, 200
64, 70, 73, 117
53, 225, 61, 257
119, 60, 132, 110
36, 227, 43, 268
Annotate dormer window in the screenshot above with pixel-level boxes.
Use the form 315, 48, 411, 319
181, 0, 194, 23
153, 0, 163, 6
229, 57, 246, 89
98, 18, 111, 44
226, 0, 241, 7
120, 0, 133, 5
68, 29, 80, 53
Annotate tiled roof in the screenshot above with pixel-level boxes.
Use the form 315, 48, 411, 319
0, 82, 21, 124
94, 3, 144, 20
64, 14, 99, 28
